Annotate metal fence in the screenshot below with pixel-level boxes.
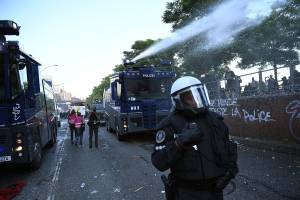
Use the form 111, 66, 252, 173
200, 65, 300, 100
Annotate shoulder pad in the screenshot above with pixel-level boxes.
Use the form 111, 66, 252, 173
155, 112, 174, 130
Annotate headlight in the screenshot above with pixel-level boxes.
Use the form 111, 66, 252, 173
15, 146, 23, 152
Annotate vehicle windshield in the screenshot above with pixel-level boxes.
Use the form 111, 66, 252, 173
0, 54, 5, 103
125, 78, 173, 100
94, 104, 104, 111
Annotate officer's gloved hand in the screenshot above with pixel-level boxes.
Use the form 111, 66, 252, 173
215, 171, 233, 190
175, 127, 202, 148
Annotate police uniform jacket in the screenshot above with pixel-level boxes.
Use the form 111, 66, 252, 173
151, 110, 238, 182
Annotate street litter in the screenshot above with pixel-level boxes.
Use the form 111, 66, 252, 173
134, 186, 144, 192
81, 183, 85, 188
90, 190, 98, 194
0, 181, 26, 200
113, 187, 121, 193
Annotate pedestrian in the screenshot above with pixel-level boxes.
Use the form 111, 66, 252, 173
267, 75, 278, 94
74, 112, 84, 146
281, 76, 290, 92
87, 107, 99, 148
151, 76, 238, 200
249, 77, 259, 95
67, 109, 76, 144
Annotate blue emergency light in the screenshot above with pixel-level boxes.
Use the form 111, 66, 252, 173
160, 60, 172, 66
0, 20, 20, 36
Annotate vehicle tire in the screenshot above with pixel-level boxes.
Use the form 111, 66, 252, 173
107, 120, 113, 133
48, 125, 57, 147
30, 140, 42, 171
116, 125, 124, 141
106, 120, 109, 131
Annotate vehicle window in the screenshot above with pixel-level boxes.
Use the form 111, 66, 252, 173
36, 93, 45, 110
125, 78, 172, 100
18, 65, 28, 91
0, 55, 5, 103
43, 80, 55, 111
9, 63, 21, 99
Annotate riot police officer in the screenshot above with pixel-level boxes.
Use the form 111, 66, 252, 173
151, 76, 238, 200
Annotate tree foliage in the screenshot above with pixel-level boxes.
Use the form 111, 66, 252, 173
163, 0, 221, 29
162, 0, 300, 77
86, 38, 178, 105
86, 76, 110, 105
123, 39, 177, 67
234, 1, 300, 69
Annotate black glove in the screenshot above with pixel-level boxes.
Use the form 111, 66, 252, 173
175, 127, 202, 147
215, 171, 233, 190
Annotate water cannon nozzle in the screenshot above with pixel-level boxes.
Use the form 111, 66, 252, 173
123, 59, 136, 66
0, 20, 20, 36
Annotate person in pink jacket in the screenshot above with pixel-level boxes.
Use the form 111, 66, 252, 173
67, 109, 76, 144
74, 112, 84, 146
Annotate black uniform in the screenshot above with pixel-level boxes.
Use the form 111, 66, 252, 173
87, 111, 99, 148
151, 110, 238, 200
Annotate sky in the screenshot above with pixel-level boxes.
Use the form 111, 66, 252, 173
1, 0, 171, 99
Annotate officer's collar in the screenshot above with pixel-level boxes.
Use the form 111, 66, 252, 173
176, 108, 208, 119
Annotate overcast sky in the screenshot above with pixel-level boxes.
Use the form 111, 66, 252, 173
1, 0, 171, 98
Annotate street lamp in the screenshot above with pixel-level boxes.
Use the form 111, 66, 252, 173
40, 64, 59, 72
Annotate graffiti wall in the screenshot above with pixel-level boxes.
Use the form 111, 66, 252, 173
210, 94, 300, 143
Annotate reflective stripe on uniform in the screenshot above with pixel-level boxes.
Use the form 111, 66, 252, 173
75, 122, 81, 128
155, 145, 166, 151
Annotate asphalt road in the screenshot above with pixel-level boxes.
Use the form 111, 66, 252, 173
0, 120, 299, 200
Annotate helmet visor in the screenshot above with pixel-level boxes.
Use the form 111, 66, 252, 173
179, 85, 210, 109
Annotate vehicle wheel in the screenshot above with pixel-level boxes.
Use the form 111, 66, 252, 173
30, 141, 42, 171
116, 125, 124, 141
106, 120, 109, 131
48, 125, 57, 147
107, 120, 113, 133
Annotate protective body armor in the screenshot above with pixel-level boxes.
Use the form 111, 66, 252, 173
151, 110, 238, 181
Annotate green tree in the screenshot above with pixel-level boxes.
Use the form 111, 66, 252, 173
234, 0, 300, 70
162, 0, 300, 77
86, 76, 110, 106
87, 38, 178, 105
123, 39, 177, 67
163, 0, 220, 29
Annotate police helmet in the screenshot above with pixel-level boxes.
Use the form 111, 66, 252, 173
170, 76, 210, 114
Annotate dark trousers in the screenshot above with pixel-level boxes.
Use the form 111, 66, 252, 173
69, 125, 75, 144
175, 187, 223, 200
75, 128, 83, 145
89, 126, 98, 148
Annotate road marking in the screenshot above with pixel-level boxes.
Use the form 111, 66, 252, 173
52, 157, 62, 182
47, 194, 55, 200
47, 130, 67, 200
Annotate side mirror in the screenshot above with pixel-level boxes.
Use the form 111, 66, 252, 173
111, 82, 117, 101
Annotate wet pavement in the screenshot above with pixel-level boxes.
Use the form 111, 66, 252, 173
0, 120, 299, 200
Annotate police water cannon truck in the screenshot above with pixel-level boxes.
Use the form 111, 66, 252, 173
103, 59, 176, 140
0, 20, 59, 170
